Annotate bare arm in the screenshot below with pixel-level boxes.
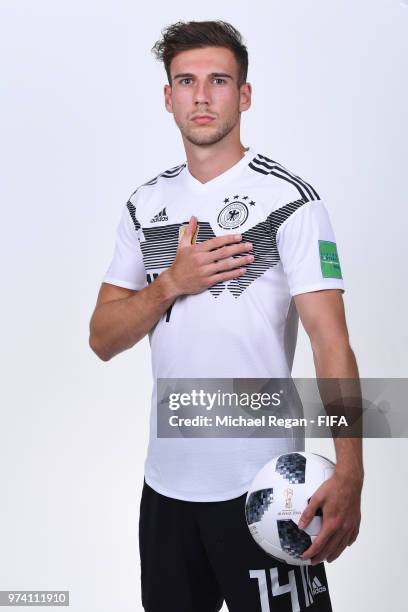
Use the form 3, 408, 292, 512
89, 277, 178, 361
89, 216, 254, 361
293, 289, 363, 564
294, 289, 363, 481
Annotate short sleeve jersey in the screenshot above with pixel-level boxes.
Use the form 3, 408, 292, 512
102, 146, 345, 501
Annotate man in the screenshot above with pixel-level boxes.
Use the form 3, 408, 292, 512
89, 20, 363, 612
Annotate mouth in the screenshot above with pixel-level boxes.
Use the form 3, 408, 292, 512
191, 115, 216, 125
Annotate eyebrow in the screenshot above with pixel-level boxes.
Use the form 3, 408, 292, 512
173, 72, 234, 81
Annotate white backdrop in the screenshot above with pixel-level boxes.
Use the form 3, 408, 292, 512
1, 1, 407, 610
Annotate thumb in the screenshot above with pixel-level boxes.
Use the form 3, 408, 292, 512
179, 215, 197, 245
298, 493, 323, 529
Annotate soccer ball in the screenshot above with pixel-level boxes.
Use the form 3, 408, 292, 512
245, 452, 335, 566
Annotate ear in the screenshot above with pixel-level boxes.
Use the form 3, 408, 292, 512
239, 82, 252, 113
164, 84, 173, 113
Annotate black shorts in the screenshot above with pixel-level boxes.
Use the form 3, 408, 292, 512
139, 479, 333, 612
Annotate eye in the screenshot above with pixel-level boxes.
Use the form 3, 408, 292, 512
180, 78, 193, 85
213, 78, 227, 85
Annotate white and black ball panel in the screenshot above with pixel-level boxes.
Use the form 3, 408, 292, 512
245, 451, 336, 566
245, 488, 273, 525
276, 452, 306, 484
277, 520, 312, 558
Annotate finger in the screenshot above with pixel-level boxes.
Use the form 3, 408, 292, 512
197, 232, 244, 252
207, 267, 247, 285
315, 530, 348, 565
326, 531, 350, 563
205, 255, 254, 275
205, 252, 254, 275
347, 526, 359, 546
200, 242, 253, 267
307, 531, 339, 565
301, 521, 336, 561
179, 216, 197, 246
298, 494, 324, 529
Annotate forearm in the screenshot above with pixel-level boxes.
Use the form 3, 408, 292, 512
312, 339, 364, 481
89, 271, 179, 361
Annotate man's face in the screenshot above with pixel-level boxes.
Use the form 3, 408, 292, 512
164, 46, 251, 147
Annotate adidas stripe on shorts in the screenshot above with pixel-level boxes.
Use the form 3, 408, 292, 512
139, 479, 332, 612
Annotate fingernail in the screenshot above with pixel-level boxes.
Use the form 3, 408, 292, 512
298, 520, 305, 529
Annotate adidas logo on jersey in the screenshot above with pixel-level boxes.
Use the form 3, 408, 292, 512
150, 207, 168, 222
311, 576, 327, 595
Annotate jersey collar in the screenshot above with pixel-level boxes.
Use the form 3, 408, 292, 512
181, 146, 256, 192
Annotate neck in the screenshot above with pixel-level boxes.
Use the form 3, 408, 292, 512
183, 137, 248, 185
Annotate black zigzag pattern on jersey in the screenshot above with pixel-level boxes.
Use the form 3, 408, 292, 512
138, 221, 226, 298
126, 200, 141, 231
195, 222, 226, 298
248, 154, 320, 202
227, 198, 307, 298
139, 223, 179, 269
127, 198, 307, 300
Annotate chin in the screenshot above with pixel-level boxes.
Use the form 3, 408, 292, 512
188, 124, 230, 142
187, 135, 224, 146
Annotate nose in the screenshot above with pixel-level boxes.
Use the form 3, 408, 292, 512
194, 80, 210, 106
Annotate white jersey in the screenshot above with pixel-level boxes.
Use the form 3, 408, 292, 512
102, 146, 345, 501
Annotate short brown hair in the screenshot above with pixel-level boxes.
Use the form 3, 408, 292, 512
151, 20, 248, 88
